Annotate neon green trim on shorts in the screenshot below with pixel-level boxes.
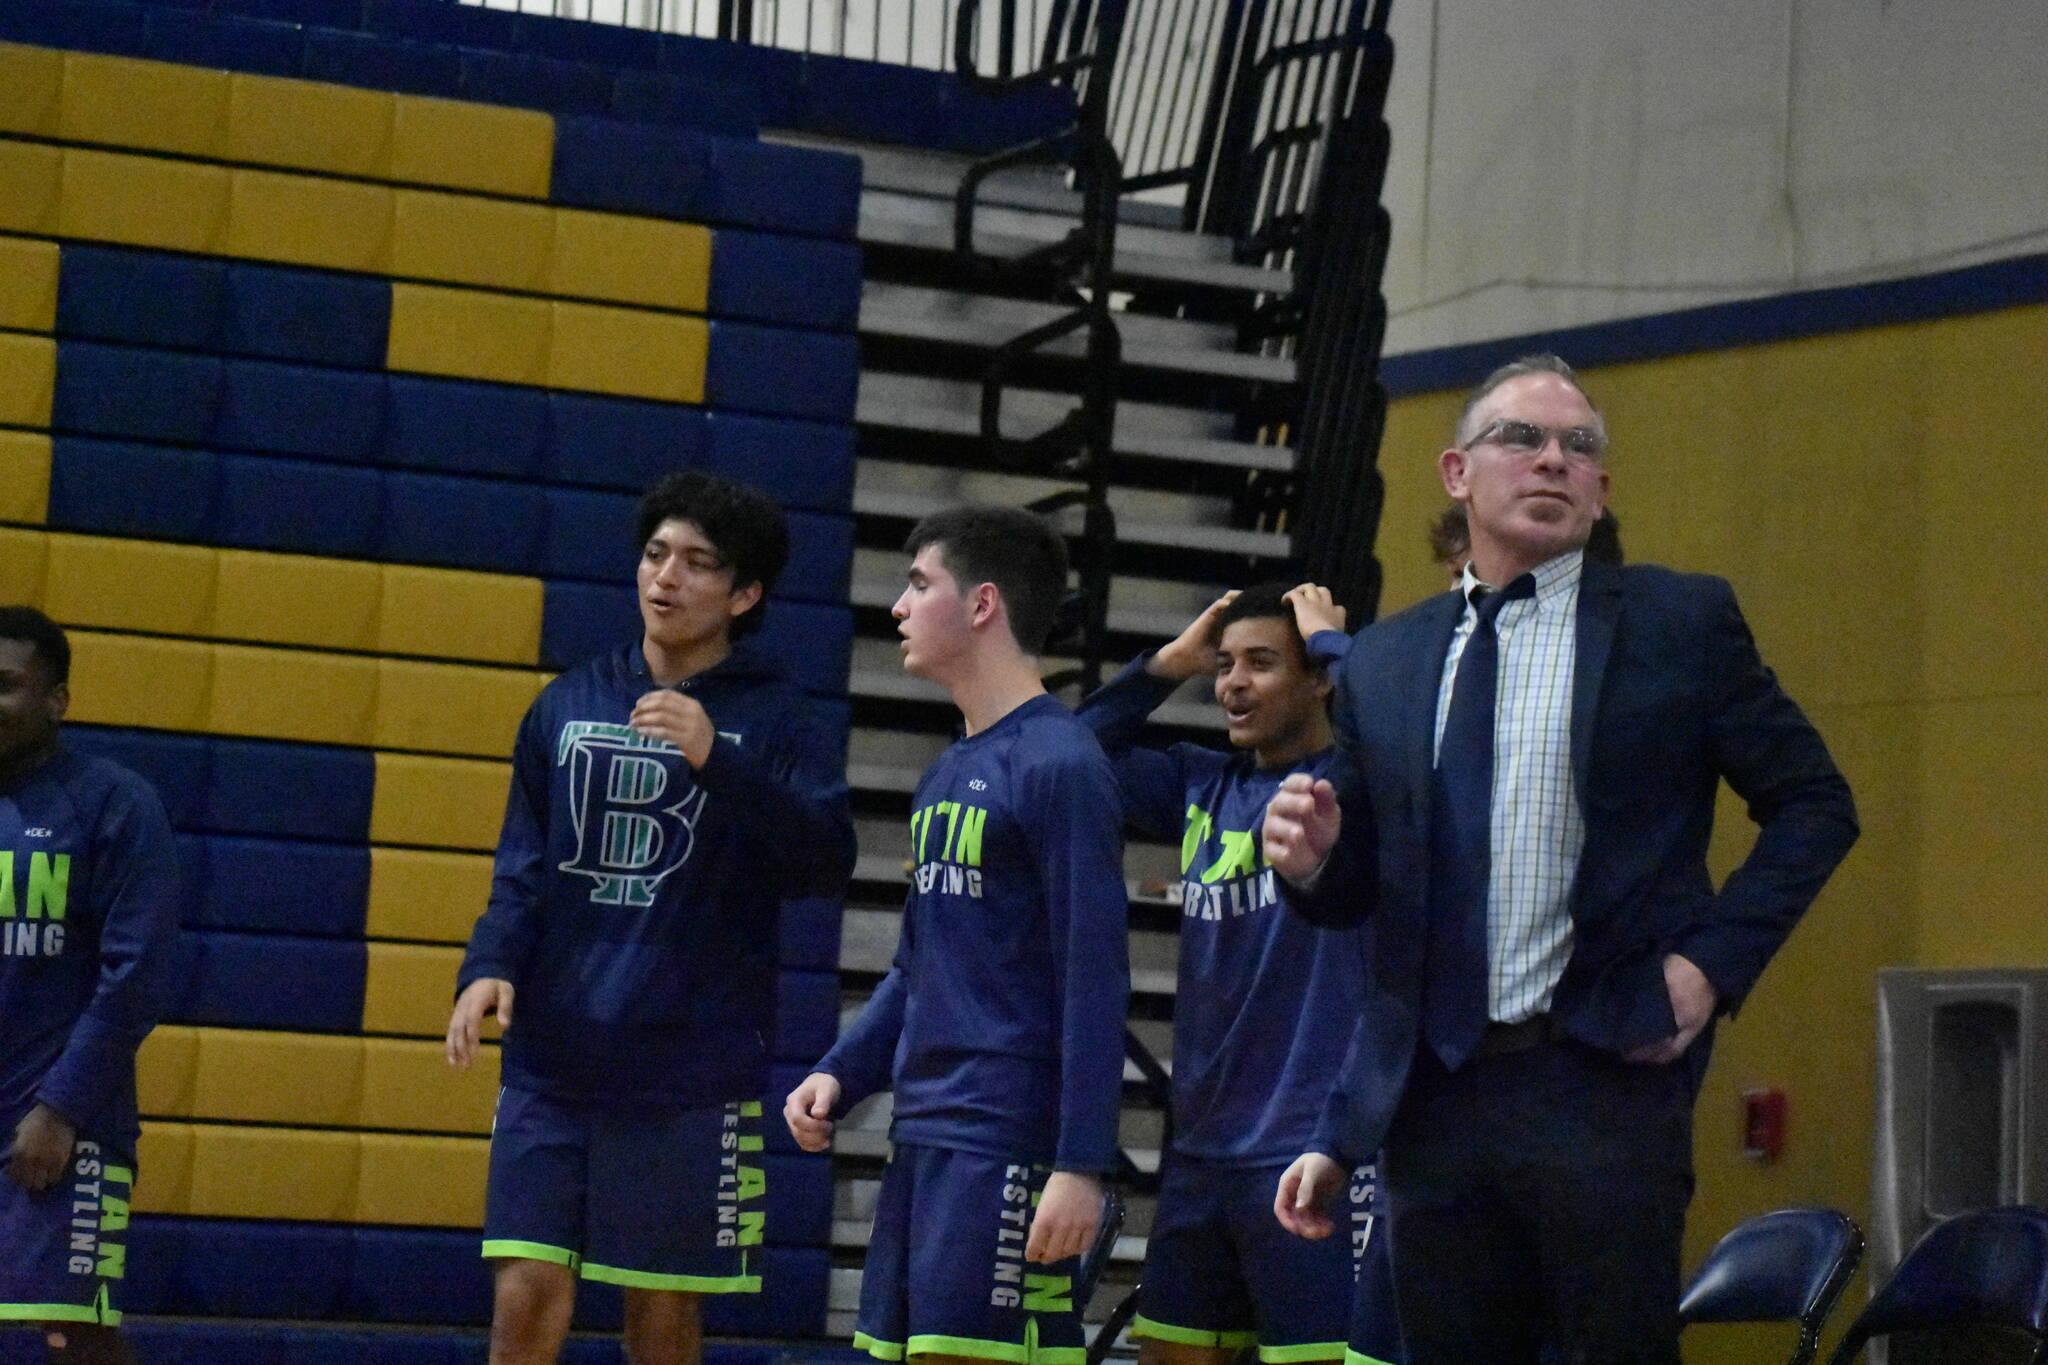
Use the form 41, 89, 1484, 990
1343, 1351, 1396, 1365
578, 1259, 759, 1293
853, 1331, 907, 1361
903, 1334, 1085, 1365
1128, 1315, 1259, 1350
0, 1286, 120, 1326
1258, 1342, 1348, 1363
481, 1239, 580, 1267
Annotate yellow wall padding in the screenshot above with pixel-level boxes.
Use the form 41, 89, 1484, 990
389, 96, 552, 199
41, 535, 218, 638
0, 140, 61, 235
185, 1124, 360, 1221
214, 549, 384, 652
0, 527, 47, 602
226, 166, 394, 274
371, 753, 511, 851
357, 1133, 487, 1226
66, 632, 213, 732
549, 301, 709, 404
135, 1025, 199, 1118
0, 331, 55, 428
365, 848, 492, 945
373, 657, 542, 757
378, 564, 542, 667
226, 72, 393, 181
391, 189, 554, 294
59, 147, 229, 255
133, 1121, 194, 1214
210, 641, 381, 746
0, 44, 63, 138
59, 52, 229, 160
551, 209, 712, 314
387, 282, 552, 387
190, 1027, 364, 1129
359, 1037, 497, 1134
0, 432, 52, 523
361, 941, 464, 1037
0, 235, 58, 331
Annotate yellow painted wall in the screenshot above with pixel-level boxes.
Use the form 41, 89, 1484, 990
1374, 300, 2047, 1362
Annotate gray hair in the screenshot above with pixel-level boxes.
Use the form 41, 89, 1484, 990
1454, 353, 1605, 446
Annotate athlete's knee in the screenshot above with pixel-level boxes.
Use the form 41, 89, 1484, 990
42, 1323, 136, 1365
621, 1287, 701, 1365
1136, 1340, 1241, 1365
491, 1257, 577, 1327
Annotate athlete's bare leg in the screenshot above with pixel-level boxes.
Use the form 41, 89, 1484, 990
489, 1257, 577, 1365
622, 1287, 702, 1365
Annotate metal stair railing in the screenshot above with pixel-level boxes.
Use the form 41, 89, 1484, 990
952, 0, 1128, 696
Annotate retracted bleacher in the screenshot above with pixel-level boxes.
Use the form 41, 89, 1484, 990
0, 3, 889, 1352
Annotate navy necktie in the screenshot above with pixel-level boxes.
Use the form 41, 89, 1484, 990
1424, 573, 1535, 1070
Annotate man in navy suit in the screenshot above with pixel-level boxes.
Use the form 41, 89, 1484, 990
1262, 355, 1858, 1363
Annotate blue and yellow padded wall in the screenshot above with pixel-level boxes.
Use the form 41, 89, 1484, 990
0, 29, 861, 1339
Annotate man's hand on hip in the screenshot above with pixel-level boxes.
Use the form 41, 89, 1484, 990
1625, 953, 1718, 1064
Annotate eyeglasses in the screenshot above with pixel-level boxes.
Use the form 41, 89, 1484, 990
1465, 418, 1607, 462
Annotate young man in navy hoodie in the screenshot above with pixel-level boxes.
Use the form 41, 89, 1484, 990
447, 473, 856, 1365
0, 607, 181, 1365
784, 506, 1131, 1365
1077, 585, 1402, 1365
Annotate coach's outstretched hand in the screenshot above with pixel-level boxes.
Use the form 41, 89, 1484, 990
784, 1072, 841, 1152
445, 977, 514, 1068
1026, 1171, 1103, 1265
1273, 1151, 1345, 1240
1263, 772, 1340, 882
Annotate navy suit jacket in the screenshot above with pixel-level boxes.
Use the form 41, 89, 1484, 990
1298, 558, 1859, 1161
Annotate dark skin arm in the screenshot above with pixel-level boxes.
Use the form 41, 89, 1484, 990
9, 1103, 76, 1192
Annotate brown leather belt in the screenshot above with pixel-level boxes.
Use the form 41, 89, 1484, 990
1473, 1013, 1564, 1059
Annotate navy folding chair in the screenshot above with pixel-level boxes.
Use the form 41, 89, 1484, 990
1680, 1207, 1864, 1365
1827, 1205, 2048, 1363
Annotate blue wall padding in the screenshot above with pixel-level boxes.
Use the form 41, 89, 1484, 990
752, 601, 854, 697
380, 471, 548, 575
220, 265, 392, 370
762, 1063, 809, 1157
213, 361, 389, 461
215, 0, 364, 29
660, 35, 804, 126
706, 323, 859, 421
537, 581, 637, 672
802, 55, 944, 148
706, 1247, 829, 1336
545, 390, 708, 491
302, 28, 463, 98
611, 67, 759, 138
345, 1227, 494, 1326
172, 930, 367, 1031
937, 73, 1079, 155
704, 411, 856, 514
709, 231, 863, 331
458, 48, 613, 118
549, 116, 711, 221
129, 1218, 354, 1320
216, 453, 383, 558
54, 343, 223, 445
57, 247, 225, 352
764, 1152, 834, 1247
204, 738, 375, 841
65, 727, 214, 831
539, 486, 635, 582
387, 376, 550, 479
362, 0, 523, 50
123, 1323, 478, 1365
0, 1, 148, 55
703, 139, 862, 239
47, 438, 218, 542
777, 896, 842, 973
189, 835, 371, 937
783, 511, 854, 602
773, 968, 840, 1062
519, 11, 661, 69
142, 9, 305, 78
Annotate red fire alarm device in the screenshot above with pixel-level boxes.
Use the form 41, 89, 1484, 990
1742, 1087, 1787, 1162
